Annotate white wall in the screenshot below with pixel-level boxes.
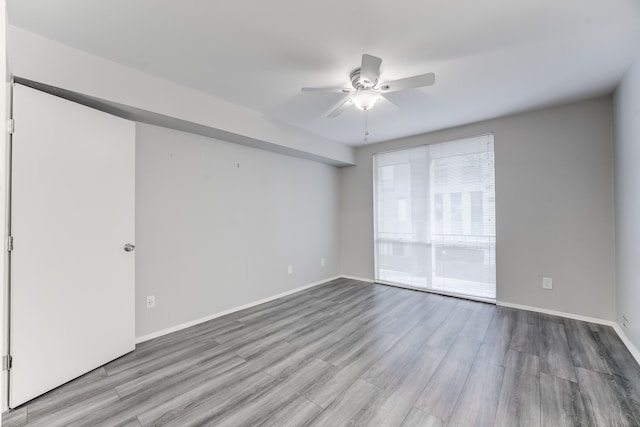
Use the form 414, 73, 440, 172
613, 50, 640, 350
340, 97, 616, 320
135, 123, 340, 338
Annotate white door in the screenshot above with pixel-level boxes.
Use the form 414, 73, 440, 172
9, 84, 135, 408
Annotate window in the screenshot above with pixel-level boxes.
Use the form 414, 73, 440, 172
470, 191, 483, 235
397, 198, 408, 221
381, 165, 394, 189
434, 193, 444, 235
449, 192, 463, 235
373, 135, 496, 300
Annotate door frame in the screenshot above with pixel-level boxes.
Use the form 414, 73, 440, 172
2, 78, 13, 412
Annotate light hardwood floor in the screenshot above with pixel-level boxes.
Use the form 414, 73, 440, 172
3, 278, 640, 426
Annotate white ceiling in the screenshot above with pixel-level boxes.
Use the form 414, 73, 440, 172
7, 0, 640, 146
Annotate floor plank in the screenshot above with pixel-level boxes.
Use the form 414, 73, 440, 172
139, 366, 277, 426
202, 359, 335, 427
359, 320, 441, 389
400, 407, 444, 427
307, 379, 382, 427
447, 360, 504, 427
540, 372, 588, 427
414, 358, 473, 422
356, 345, 445, 426
493, 350, 540, 427
564, 318, 611, 374
304, 333, 397, 408
594, 329, 640, 412
476, 307, 517, 367
413, 335, 481, 422
459, 303, 496, 341
27, 389, 121, 427
539, 320, 577, 383
1, 407, 27, 427
426, 305, 473, 349
7, 279, 640, 427
258, 396, 322, 427
576, 367, 639, 427
509, 310, 540, 356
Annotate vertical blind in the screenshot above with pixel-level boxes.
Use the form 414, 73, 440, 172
373, 135, 496, 300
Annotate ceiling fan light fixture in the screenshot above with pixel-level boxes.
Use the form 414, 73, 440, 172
351, 90, 381, 111
303, 54, 435, 119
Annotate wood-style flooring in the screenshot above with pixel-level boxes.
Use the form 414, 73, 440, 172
3, 278, 640, 426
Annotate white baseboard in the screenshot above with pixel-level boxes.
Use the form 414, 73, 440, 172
496, 301, 614, 325
497, 300, 640, 366
135, 276, 341, 344
339, 275, 374, 283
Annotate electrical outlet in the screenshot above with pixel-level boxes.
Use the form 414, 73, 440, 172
321, 258, 326, 267
146, 295, 155, 308
542, 277, 553, 290
287, 265, 293, 274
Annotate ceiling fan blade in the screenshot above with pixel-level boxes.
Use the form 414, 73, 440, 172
380, 94, 399, 110
378, 73, 435, 93
360, 54, 382, 87
301, 87, 354, 93
327, 97, 353, 118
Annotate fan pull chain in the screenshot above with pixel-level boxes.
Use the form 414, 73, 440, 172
364, 110, 369, 142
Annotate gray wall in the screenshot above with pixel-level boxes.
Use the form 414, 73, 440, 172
8, 26, 354, 166
340, 97, 616, 320
614, 50, 640, 350
135, 124, 340, 338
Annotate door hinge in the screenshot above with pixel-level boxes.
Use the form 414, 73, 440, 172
2, 355, 12, 371
6, 118, 14, 135
6, 236, 13, 252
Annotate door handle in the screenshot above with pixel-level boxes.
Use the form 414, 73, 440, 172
124, 243, 135, 252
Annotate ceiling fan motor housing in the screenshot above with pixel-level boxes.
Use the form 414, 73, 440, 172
350, 69, 377, 89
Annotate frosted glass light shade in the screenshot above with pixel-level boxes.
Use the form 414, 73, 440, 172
351, 90, 381, 111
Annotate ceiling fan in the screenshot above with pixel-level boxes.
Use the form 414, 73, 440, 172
302, 54, 435, 118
